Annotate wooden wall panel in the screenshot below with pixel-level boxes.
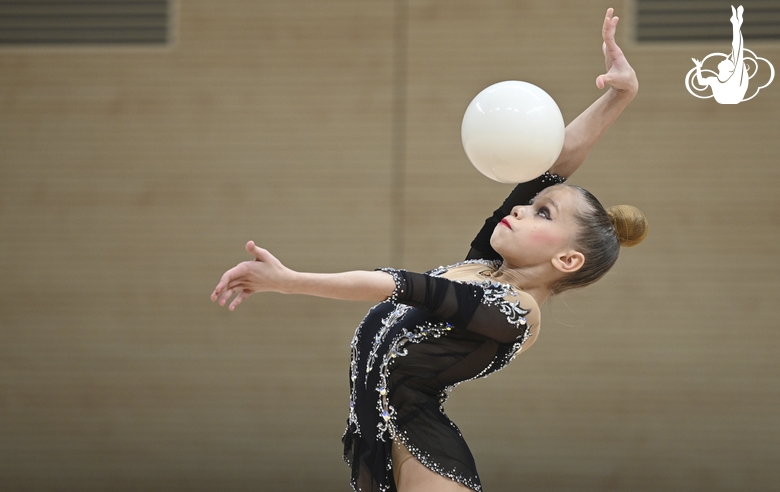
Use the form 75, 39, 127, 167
0, 1, 393, 490
1, 0, 778, 491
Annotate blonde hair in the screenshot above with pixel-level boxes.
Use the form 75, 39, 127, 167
551, 186, 648, 294
607, 205, 649, 247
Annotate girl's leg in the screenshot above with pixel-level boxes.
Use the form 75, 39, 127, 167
392, 439, 473, 492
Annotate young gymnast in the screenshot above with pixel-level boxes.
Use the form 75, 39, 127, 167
212, 8, 645, 491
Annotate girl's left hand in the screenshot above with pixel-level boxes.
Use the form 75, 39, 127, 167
596, 8, 639, 95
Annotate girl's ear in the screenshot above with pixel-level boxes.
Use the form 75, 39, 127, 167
552, 250, 584, 273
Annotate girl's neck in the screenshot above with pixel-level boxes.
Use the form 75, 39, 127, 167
490, 263, 552, 306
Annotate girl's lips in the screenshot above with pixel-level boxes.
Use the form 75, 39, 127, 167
500, 218, 511, 230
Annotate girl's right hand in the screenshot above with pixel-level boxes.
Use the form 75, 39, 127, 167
211, 241, 294, 311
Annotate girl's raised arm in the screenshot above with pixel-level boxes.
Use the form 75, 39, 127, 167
466, 8, 638, 261
549, 7, 638, 178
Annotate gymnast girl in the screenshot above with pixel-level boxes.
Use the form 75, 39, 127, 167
211, 8, 646, 492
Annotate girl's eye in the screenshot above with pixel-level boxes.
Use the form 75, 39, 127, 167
538, 207, 551, 219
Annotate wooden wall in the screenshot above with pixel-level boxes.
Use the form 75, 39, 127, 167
1, 1, 778, 490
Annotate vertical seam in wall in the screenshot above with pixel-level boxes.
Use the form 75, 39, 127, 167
390, 0, 408, 267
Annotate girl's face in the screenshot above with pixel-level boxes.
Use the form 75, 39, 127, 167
490, 185, 583, 270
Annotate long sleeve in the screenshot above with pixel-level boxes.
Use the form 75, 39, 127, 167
466, 171, 566, 261
381, 268, 531, 344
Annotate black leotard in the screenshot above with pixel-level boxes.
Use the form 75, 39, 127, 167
343, 172, 566, 492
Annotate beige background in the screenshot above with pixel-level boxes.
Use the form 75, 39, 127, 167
1, 0, 778, 490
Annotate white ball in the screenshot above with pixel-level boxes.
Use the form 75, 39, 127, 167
461, 81, 565, 183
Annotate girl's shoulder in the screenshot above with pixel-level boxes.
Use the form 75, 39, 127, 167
430, 260, 541, 329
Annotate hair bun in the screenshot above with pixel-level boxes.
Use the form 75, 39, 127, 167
607, 205, 648, 247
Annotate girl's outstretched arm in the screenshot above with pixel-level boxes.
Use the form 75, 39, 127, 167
211, 241, 395, 310
549, 7, 638, 178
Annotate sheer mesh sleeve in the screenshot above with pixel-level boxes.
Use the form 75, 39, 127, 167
466, 171, 566, 261
381, 268, 530, 344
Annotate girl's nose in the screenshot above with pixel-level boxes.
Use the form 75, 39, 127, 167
511, 206, 525, 219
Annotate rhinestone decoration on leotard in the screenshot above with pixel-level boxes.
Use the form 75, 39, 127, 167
540, 170, 567, 184
375, 320, 452, 442
377, 267, 406, 303
347, 313, 367, 434
365, 304, 411, 386
479, 280, 530, 328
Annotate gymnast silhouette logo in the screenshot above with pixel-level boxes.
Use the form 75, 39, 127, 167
685, 5, 774, 104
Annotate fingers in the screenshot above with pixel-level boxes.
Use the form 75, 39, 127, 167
246, 240, 262, 260
595, 72, 619, 90
211, 260, 250, 302
211, 269, 235, 301
246, 240, 272, 263
229, 290, 251, 311
215, 275, 252, 311
601, 9, 623, 74
210, 242, 262, 303
603, 15, 619, 47
218, 287, 235, 306
215, 287, 244, 310
217, 274, 253, 305
602, 8, 616, 40
218, 283, 247, 307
